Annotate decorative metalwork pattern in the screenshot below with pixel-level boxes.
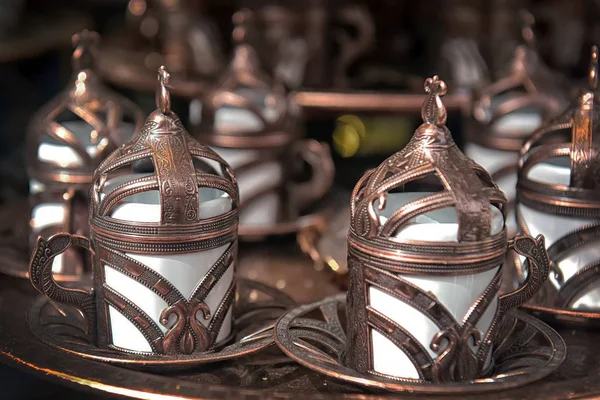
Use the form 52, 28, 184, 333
349, 75, 507, 266
345, 75, 550, 383
466, 12, 568, 152
518, 45, 600, 217
25, 30, 144, 282
28, 278, 294, 370
274, 294, 566, 394
29, 66, 241, 357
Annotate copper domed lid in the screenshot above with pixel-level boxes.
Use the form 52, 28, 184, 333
467, 12, 569, 151
349, 76, 508, 272
27, 30, 144, 186
90, 66, 238, 253
518, 46, 600, 217
197, 10, 300, 149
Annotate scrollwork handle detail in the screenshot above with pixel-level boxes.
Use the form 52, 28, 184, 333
29, 233, 97, 338
499, 234, 549, 313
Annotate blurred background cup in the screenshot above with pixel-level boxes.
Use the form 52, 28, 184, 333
193, 10, 334, 230
27, 30, 143, 280
29, 67, 239, 355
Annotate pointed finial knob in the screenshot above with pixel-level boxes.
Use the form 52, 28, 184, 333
71, 30, 100, 71
590, 45, 598, 90
422, 76, 447, 125
232, 9, 253, 45
519, 9, 536, 49
157, 66, 171, 114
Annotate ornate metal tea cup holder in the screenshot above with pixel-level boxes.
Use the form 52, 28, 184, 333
28, 278, 296, 371
274, 294, 566, 395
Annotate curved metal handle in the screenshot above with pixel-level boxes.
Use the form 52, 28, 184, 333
29, 233, 97, 337
499, 234, 549, 313
291, 139, 335, 211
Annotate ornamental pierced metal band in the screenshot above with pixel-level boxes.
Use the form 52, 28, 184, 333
29, 66, 240, 356
345, 75, 550, 383
26, 30, 144, 280
517, 45, 600, 311
193, 9, 333, 228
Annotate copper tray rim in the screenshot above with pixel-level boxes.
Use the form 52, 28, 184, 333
521, 302, 600, 327
274, 294, 567, 395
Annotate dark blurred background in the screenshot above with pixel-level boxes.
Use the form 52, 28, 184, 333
0, 0, 598, 398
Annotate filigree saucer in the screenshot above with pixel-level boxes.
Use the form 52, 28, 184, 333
28, 279, 296, 371
274, 294, 566, 394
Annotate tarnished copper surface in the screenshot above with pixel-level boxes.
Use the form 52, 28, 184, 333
24, 30, 144, 282
274, 294, 565, 395
466, 12, 568, 152
345, 76, 550, 383
195, 10, 334, 238
28, 66, 242, 357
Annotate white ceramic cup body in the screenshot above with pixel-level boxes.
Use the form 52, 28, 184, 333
518, 161, 600, 309
368, 192, 504, 379
30, 121, 136, 274
211, 146, 283, 227
100, 173, 233, 352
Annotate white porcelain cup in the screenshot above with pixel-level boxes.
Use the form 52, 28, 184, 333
29, 121, 137, 277
518, 160, 600, 309
29, 172, 235, 354
101, 174, 233, 352
365, 192, 504, 379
